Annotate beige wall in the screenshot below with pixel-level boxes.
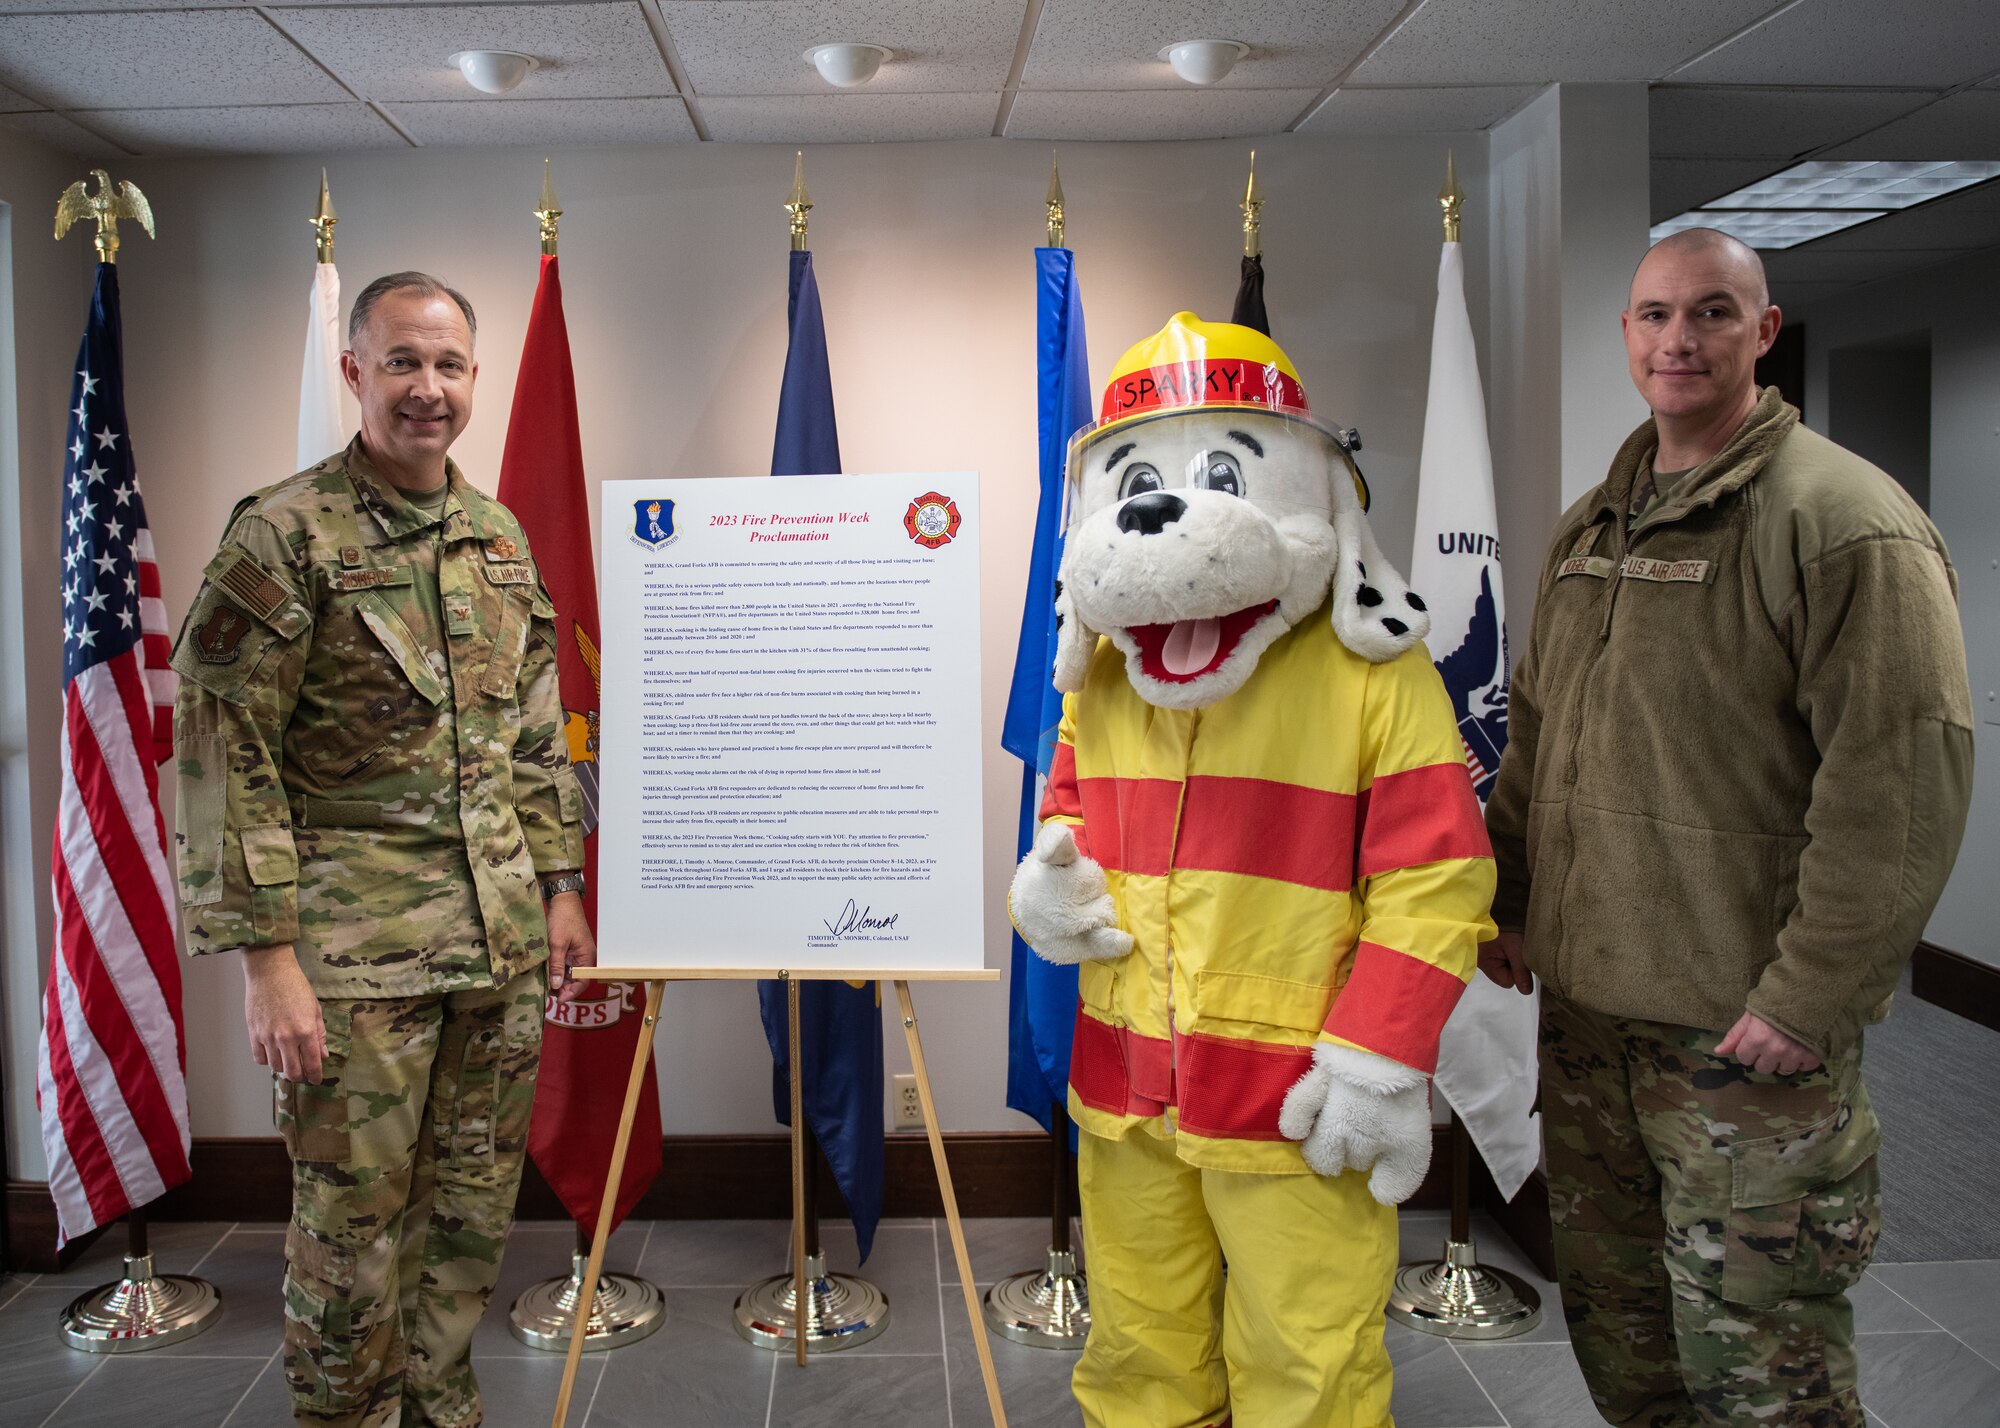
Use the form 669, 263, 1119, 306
1, 130, 1492, 1174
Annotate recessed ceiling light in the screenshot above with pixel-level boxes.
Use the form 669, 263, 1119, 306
1650, 159, 2000, 250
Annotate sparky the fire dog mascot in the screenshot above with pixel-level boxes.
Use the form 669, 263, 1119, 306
1010, 314, 1496, 1427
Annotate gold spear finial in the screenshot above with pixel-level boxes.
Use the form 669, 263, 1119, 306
536, 157, 562, 257
1439, 149, 1464, 244
54, 169, 155, 265
1240, 149, 1263, 258
1046, 151, 1066, 248
312, 168, 337, 264
785, 151, 812, 252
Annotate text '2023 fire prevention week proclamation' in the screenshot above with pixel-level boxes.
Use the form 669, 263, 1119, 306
596, 473, 984, 973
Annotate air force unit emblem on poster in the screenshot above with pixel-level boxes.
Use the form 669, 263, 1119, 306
631, 498, 678, 551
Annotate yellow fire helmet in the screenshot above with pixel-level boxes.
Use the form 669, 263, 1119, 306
1068, 310, 1369, 511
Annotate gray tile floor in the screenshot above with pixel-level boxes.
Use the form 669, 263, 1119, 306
3, 1214, 1998, 1427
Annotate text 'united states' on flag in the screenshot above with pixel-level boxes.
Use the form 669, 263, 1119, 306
37, 262, 190, 1245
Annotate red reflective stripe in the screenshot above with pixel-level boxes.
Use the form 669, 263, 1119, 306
1323, 942, 1467, 1074
1099, 360, 1309, 424
1175, 775, 1356, 892
1355, 762, 1492, 878
1174, 1029, 1312, 1141
1076, 777, 1181, 876
1068, 1008, 1169, 1119
1038, 743, 1093, 860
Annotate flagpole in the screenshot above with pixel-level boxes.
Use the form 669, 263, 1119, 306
735, 153, 891, 1354
506, 158, 665, 1354
49, 172, 219, 1354
1387, 152, 1540, 1341
1231, 150, 1270, 334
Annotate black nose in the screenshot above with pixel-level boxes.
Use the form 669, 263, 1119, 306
1117, 491, 1186, 535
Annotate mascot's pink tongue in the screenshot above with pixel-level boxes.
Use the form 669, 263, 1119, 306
1161, 618, 1222, 676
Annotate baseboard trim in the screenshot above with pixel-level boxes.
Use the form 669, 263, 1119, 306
7, 1126, 1550, 1277
1911, 939, 2000, 1035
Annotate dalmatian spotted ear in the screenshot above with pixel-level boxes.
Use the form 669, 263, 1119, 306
1326, 449, 1429, 663
1050, 575, 1096, 692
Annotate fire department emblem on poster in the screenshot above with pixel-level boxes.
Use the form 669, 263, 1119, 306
903, 491, 961, 549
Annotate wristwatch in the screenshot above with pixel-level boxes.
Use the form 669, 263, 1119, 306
540, 871, 586, 901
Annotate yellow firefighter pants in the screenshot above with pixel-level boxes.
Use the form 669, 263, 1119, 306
1073, 1125, 1399, 1428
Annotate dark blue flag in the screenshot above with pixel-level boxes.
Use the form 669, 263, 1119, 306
757, 249, 884, 1261
1000, 247, 1091, 1135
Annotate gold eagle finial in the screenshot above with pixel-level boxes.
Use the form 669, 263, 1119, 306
55, 169, 155, 264
785, 151, 812, 252
536, 157, 562, 257
312, 168, 337, 263
1440, 149, 1464, 244
1046, 152, 1066, 248
1241, 150, 1263, 258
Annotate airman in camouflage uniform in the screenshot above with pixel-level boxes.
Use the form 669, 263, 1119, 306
1541, 998, 1878, 1428
173, 273, 588, 1428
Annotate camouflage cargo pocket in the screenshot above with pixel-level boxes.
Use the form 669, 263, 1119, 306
273, 1004, 353, 1165
282, 1223, 359, 1407
1722, 1094, 1879, 1307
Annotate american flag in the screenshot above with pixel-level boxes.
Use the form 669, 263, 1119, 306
36, 263, 189, 1244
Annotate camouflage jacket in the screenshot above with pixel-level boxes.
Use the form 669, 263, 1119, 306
171, 439, 585, 996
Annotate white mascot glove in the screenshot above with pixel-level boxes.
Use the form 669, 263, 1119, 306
1278, 1042, 1432, 1205
1007, 823, 1134, 966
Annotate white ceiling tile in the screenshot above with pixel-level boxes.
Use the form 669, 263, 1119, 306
1673, 0, 2000, 88
700, 91, 993, 143
392, 95, 696, 146
0, 78, 42, 113
1005, 88, 1317, 142
1818, 92, 2000, 162
75, 103, 409, 157
1351, 0, 1771, 85
0, 9, 349, 109
272, 3, 673, 102
659, 1, 1020, 97
1650, 156, 1783, 221
1296, 86, 1542, 135
1021, 0, 1405, 92
1650, 86, 1937, 159
0, 110, 126, 160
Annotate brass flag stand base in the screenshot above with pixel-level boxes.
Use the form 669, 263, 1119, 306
983, 1104, 1088, 1348
512, 1234, 665, 1352
734, 1249, 890, 1352
1386, 1116, 1541, 1341
58, 1215, 222, 1353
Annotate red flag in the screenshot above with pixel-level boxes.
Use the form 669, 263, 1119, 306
39, 263, 189, 1245
499, 255, 661, 1236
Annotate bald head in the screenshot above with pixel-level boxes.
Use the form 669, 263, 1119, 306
1632, 228, 1769, 311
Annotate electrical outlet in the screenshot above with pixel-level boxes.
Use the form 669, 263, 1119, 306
893, 1073, 924, 1129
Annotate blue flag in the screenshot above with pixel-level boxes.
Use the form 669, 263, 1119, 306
1001, 247, 1091, 1134
756, 249, 884, 1262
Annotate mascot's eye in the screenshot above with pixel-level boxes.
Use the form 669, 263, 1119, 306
1118, 463, 1163, 499
1195, 451, 1242, 497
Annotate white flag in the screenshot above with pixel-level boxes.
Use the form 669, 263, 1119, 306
1411, 239, 1540, 1201
297, 260, 345, 471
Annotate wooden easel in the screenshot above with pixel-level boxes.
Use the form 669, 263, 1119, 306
549, 965, 1009, 1428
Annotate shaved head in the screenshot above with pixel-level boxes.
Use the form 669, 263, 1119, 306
1632, 228, 1769, 311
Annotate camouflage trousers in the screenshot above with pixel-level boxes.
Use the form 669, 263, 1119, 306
1541, 993, 1879, 1428
277, 967, 545, 1428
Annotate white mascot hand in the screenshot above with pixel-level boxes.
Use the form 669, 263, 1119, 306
1007, 822, 1133, 966
1277, 1043, 1432, 1205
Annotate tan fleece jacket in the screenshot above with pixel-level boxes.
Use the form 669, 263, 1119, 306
1486, 388, 1974, 1057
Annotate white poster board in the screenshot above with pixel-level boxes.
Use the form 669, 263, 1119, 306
595, 473, 984, 973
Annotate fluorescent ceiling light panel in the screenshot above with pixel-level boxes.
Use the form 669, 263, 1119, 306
1650, 159, 2000, 250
